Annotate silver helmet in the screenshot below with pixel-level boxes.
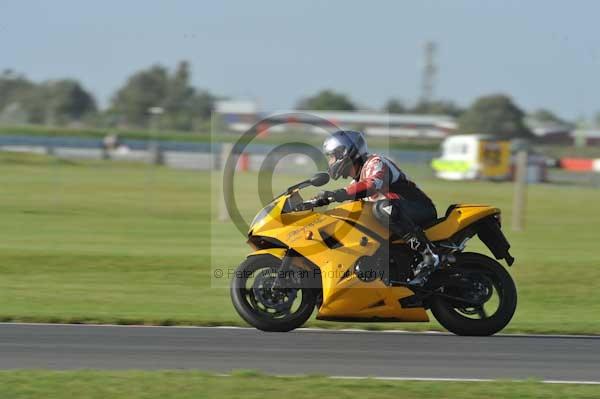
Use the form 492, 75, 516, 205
323, 130, 369, 180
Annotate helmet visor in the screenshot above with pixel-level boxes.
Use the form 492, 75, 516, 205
327, 153, 338, 167
325, 146, 345, 165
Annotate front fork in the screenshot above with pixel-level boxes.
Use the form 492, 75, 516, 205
272, 250, 296, 290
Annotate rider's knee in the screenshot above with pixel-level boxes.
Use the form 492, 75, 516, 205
372, 200, 392, 226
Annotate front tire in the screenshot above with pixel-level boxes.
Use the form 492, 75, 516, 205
429, 252, 517, 336
230, 254, 316, 332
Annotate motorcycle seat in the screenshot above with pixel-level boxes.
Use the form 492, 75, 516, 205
422, 204, 458, 229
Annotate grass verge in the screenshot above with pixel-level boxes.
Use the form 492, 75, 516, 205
0, 371, 597, 399
0, 152, 599, 333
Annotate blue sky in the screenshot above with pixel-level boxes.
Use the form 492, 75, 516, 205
2, 1, 599, 119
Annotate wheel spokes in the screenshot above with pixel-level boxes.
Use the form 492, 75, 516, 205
476, 306, 488, 319
243, 267, 302, 319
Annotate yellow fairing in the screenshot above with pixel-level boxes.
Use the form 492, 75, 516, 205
315, 275, 429, 322
321, 201, 500, 242
249, 197, 498, 322
424, 204, 500, 241
247, 248, 287, 259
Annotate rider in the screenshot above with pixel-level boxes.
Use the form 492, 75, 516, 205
314, 130, 440, 286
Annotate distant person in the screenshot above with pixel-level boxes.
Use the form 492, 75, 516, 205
103, 133, 130, 154
103, 133, 120, 151
314, 130, 440, 285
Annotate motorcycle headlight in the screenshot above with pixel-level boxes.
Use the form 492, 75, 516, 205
250, 202, 277, 230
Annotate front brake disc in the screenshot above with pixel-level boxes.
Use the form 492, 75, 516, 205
252, 268, 298, 313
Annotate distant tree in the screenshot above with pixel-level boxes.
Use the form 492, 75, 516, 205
0, 70, 42, 123
384, 98, 407, 114
0, 71, 96, 125
110, 61, 214, 130
530, 108, 570, 126
43, 79, 97, 124
164, 61, 192, 115
162, 61, 214, 130
574, 115, 590, 129
8, 85, 47, 124
458, 94, 532, 138
111, 65, 169, 127
190, 90, 214, 121
0, 70, 35, 112
411, 100, 463, 117
594, 111, 600, 129
296, 89, 356, 111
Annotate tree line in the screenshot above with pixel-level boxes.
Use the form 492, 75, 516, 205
0, 61, 213, 132
297, 90, 579, 139
1, 60, 595, 139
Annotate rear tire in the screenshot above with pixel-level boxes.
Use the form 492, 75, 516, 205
430, 252, 517, 336
230, 254, 316, 332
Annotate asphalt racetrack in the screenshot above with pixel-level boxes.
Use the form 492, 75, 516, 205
1, 324, 599, 383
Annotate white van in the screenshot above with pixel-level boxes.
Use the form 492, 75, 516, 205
432, 135, 511, 181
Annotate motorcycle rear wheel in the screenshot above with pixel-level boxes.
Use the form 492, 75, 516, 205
231, 254, 316, 332
429, 252, 517, 336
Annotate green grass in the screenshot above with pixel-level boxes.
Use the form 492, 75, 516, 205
0, 371, 597, 399
1, 151, 600, 333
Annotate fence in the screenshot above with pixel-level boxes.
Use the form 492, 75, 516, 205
0, 135, 438, 174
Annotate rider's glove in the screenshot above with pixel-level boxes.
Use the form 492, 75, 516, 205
313, 190, 333, 206
314, 189, 351, 206
332, 188, 351, 202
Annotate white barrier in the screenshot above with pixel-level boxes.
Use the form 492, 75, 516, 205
53, 147, 104, 160
163, 151, 214, 170
0, 145, 48, 154
108, 149, 151, 162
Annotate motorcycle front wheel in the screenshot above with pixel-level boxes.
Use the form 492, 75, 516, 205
230, 254, 317, 332
429, 252, 517, 336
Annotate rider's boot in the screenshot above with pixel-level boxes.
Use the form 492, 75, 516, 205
401, 228, 441, 287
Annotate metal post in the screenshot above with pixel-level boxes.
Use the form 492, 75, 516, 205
420, 41, 437, 105
574, 128, 587, 149
148, 142, 163, 165
512, 150, 528, 231
145, 107, 163, 212
218, 142, 233, 222
148, 107, 164, 165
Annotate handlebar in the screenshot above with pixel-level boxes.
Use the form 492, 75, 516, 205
293, 197, 333, 212
293, 199, 318, 212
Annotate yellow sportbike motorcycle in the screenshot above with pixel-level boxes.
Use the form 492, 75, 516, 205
231, 173, 517, 336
